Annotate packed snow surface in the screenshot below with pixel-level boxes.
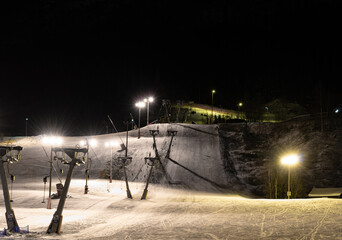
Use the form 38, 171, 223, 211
1, 179, 341, 239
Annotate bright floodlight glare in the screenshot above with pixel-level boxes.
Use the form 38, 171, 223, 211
42, 136, 63, 145
281, 154, 299, 166
212, 90, 215, 93
135, 101, 145, 108
89, 139, 97, 147
144, 97, 154, 102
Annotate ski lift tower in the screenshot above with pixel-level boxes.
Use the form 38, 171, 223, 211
47, 147, 88, 234
141, 129, 160, 200
0, 146, 23, 233
115, 121, 133, 199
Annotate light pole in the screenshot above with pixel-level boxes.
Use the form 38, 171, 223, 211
144, 97, 154, 125
105, 141, 119, 185
281, 154, 299, 199
25, 117, 29, 136
135, 101, 145, 139
238, 102, 243, 119
211, 90, 215, 124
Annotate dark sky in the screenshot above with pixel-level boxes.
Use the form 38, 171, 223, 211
0, 0, 340, 136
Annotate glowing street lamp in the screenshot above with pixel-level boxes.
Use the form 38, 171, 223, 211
25, 117, 29, 137
135, 101, 145, 139
211, 90, 215, 124
281, 154, 299, 199
144, 97, 154, 125
238, 102, 243, 119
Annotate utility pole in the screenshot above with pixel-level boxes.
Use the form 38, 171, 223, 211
211, 90, 215, 124
25, 118, 28, 137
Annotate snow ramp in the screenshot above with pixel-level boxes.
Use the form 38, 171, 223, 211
1, 124, 238, 193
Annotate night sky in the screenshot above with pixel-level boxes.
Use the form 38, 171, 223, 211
0, 0, 340, 136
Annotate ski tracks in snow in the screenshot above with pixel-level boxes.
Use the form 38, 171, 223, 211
298, 200, 333, 240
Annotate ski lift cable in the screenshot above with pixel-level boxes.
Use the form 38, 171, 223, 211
166, 156, 227, 191
41, 146, 62, 182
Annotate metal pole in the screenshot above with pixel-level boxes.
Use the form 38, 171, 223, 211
287, 166, 291, 199
211, 92, 214, 124
110, 147, 113, 183
25, 118, 28, 137
84, 143, 89, 194
147, 101, 149, 125
138, 108, 141, 139
0, 161, 20, 232
124, 122, 132, 199
47, 147, 52, 209
141, 160, 155, 200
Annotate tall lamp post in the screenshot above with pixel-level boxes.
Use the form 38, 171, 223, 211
144, 97, 154, 125
25, 117, 29, 136
105, 141, 119, 186
238, 102, 243, 119
281, 154, 299, 199
211, 90, 215, 124
135, 101, 145, 139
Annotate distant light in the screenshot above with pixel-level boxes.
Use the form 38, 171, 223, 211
135, 101, 145, 108
238, 102, 243, 107
81, 139, 97, 147
105, 141, 119, 147
26, 118, 29, 121
212, 90, 215, 94
281, 154, 299, 166
335, 109, 339, 114
144, 97, 154, 103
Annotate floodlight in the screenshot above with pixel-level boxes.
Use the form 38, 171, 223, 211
281, 153, 300, 199
42, 136, 63, 145
89, 139, 97, 147
135, 101, 145, 108
281, 154, 299, 166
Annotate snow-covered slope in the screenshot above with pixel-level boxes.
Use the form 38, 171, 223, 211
2, 116, 342, 198
2, 124, 231, 193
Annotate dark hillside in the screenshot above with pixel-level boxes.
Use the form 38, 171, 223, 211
219, 114, 342, 198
